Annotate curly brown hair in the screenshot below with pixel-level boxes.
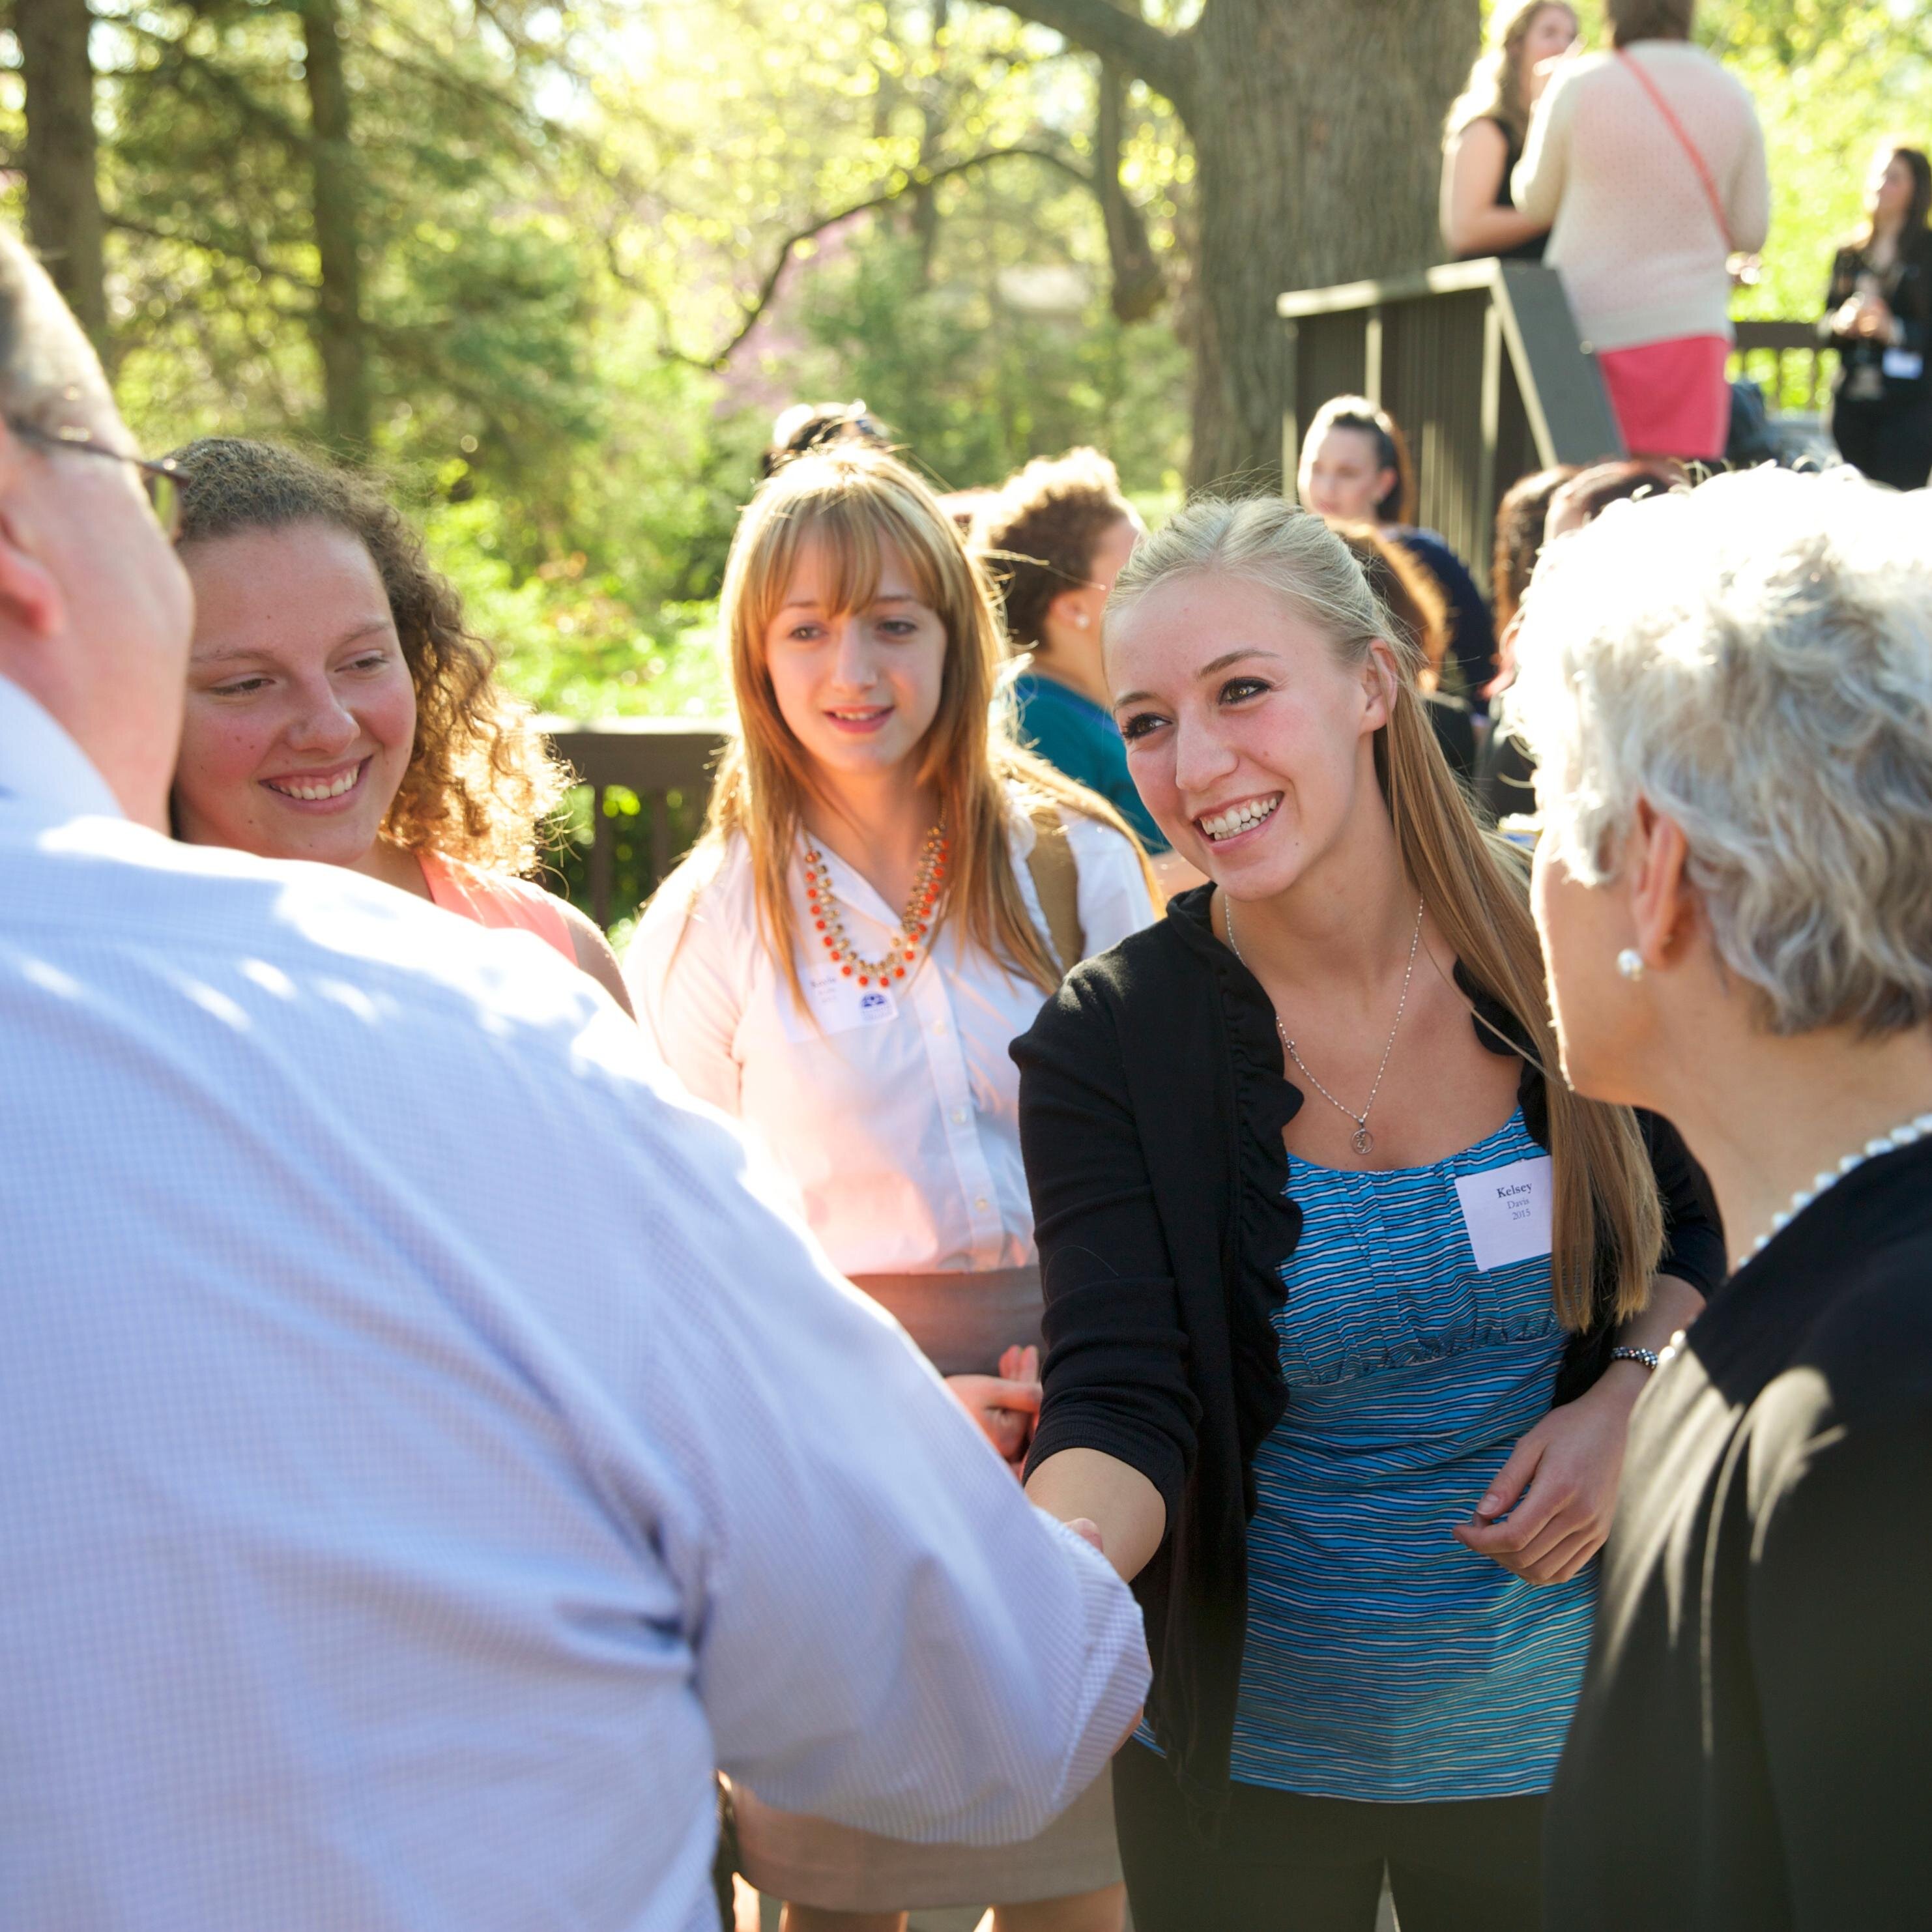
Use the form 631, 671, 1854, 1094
968, 448, 1134, 650
167, 438, 568, 875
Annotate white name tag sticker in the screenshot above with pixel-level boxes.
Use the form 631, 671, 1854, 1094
1884, 347, 1925, 381
1454, 1155, 1555, 1272
779, 961, 902, 1041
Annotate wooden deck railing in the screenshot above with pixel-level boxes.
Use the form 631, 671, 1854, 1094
1278, 259, 1826, 563
1729, 319, 1827, 414
541, 718, 728, 929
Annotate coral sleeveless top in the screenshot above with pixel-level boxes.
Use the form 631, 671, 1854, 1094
416, 850, 576, 966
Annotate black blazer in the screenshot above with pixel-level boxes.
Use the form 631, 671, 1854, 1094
1012, 886, 1726, 1826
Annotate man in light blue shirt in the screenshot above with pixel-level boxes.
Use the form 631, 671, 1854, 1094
0, 236, 1147, 1929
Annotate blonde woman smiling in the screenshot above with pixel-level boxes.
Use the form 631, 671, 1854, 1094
626, 448, 1156, 1932
1013, 500, 1722, 1932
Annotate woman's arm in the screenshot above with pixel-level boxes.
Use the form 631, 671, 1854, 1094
1441, 120, 1546, 259
1510, 75, 1570, 229
1013, 970, 1200, 1569
1452, 1273, 1703, 1585
622, 880, 745, 1115
1026, 1447, 1166, 1582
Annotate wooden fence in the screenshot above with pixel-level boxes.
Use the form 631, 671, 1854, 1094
541, 719, 728, 930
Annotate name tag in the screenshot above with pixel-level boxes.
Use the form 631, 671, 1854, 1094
1454, 1155, 1555, 1272
777, 960, 902, 1041
1884, 347, 1925, 381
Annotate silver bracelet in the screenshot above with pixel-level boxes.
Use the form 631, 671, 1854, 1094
1608, 1346, 1661, 1373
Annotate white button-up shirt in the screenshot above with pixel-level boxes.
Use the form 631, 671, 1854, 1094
626, 804, 1155, 1275
0, 676, 1149, 1932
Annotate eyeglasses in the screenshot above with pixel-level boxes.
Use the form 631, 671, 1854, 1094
5, 418, 183, 541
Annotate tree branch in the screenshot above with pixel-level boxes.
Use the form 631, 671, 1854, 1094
106, 213, 319, 296
983, 0, 1196, 122
663, 143, 1097, 370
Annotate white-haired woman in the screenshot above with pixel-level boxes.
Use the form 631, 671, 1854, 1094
1513, 466, 1932, 1931
1013, 498, 1723, 1931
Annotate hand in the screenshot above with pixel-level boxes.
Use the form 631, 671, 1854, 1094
1855, 294, 1897, 339
947, 1359, 1041, 1475
1065, 1516, 1106, 1555
1450, 1367, 1644, 1585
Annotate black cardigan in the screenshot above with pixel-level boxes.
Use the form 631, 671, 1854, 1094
1011, 886, 1726, 1824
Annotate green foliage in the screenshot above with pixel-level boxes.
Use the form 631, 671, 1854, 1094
8, 0, 1932, 760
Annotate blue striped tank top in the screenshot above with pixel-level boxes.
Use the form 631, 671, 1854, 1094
1228, 1107, 1595, 1800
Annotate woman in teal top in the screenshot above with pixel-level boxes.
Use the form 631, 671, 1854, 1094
973, 452, 1196, 893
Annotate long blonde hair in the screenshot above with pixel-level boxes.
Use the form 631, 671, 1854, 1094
1445, 0, 1571, 149
1111, 498, 1662, 1329
697, 447, 1151, 1006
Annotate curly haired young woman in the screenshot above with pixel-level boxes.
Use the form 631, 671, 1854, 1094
166, 438, 629, 1010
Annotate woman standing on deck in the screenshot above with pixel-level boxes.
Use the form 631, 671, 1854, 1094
627, 446, 1157, 1932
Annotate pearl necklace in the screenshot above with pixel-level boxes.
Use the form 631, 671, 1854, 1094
1735, 1110, 1932, 1271
801, 825, 949, 988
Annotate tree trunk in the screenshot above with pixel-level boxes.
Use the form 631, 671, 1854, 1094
1183, 0, 1476, 487
18, 0, 110, 363
1097, 56, 1164, 323
994, 0, 1477, 486
298, 0, 371, 452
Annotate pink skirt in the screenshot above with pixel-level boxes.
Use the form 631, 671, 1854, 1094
1596, 333, 1732, 461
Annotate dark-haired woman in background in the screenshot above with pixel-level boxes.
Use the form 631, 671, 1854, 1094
1440, 1, 1578, 261
1297, 396, 1496, 712
166, 438, 631, 1010
1824, 143, 1932, 491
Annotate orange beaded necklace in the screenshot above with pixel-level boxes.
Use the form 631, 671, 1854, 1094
801, 825, 950, 988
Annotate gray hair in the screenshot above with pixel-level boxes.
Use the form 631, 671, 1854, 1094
1512, 465, 1932, 1036
0, 229, 107, 427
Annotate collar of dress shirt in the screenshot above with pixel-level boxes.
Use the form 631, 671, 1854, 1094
0, 671, 126, 822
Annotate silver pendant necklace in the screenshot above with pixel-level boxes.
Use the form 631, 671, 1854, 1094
1224, 894, 1426, 1158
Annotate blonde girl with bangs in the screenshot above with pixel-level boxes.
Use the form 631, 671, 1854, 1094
1010, 498, 1723, 1932
625, 446, 1157, 1932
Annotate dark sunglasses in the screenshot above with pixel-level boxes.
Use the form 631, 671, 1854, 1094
5, 418, 183, 541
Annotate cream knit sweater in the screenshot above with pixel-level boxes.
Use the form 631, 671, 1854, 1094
1514, 43, 1770, 354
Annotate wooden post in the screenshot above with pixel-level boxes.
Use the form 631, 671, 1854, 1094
588, 788, 613, 932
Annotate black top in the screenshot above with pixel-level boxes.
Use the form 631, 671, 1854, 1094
1546, 1137, 1932, 1929
1823, 229, 1932, 403
1011, 886, 1726, 1823
1390, 528, 1496, 716
1452, 115, 1548, 265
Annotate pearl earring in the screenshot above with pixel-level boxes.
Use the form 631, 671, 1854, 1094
1617, 948, 1645, 981
1074, 612, 1090, 629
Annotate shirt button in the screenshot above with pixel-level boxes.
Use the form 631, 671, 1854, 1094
950, 1106, 968, 1125
932, 1020, 947, 1037
974, 1196, 989, 1211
